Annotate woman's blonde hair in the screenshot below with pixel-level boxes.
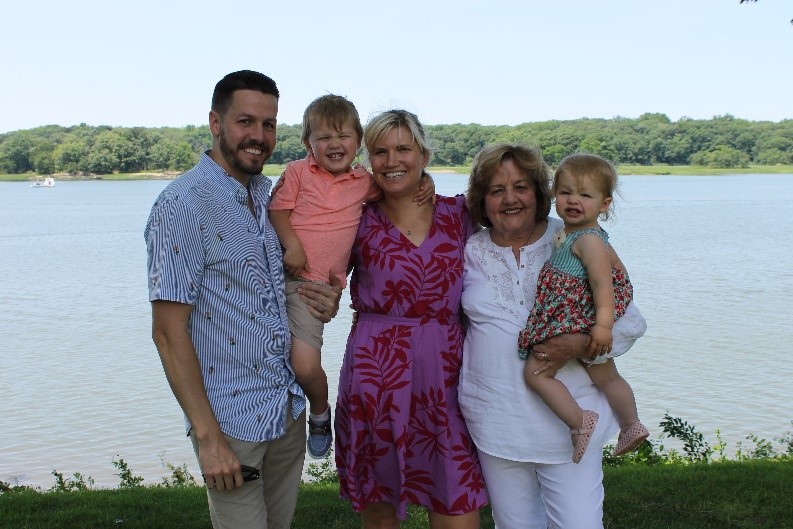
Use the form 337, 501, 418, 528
363, 109, 432, 165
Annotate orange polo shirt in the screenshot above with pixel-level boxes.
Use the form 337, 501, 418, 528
268, 155, 380, 287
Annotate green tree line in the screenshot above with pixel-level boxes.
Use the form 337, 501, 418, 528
1, 113, 791, 175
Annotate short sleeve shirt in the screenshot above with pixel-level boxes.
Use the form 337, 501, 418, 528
268, 155, 379, 287
145, 152, 303, 442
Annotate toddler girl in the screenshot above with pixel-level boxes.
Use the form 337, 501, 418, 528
518, 153, 648, 463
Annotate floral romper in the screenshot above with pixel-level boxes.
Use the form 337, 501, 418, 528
517, 227, 633, 359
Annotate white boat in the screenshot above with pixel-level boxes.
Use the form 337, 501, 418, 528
30, 177, 55, 188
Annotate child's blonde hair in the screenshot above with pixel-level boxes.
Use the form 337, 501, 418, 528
554, 153, 618, 220
301, 94, 364, 147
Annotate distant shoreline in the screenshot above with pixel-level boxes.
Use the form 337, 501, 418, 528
3, 164, 793, 182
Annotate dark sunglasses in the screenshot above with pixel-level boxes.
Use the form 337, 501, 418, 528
240, 465, 260, 482
202, 465, 260, 483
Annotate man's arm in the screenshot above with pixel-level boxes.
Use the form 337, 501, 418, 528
151, 300, 243, 490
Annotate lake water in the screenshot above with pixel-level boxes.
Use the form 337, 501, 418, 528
1, 173, 792, 489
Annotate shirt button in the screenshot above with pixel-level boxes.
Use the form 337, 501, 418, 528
520, 301, 524, 305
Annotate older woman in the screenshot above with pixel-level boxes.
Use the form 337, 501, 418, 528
334, 110, 488, 529
458, 144, 646, 529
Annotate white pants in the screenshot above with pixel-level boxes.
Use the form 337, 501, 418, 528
478, 450, 605, 529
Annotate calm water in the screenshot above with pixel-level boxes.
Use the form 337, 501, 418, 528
1, 174, 791, 488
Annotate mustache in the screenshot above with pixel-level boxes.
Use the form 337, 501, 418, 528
240, 140, 270, 153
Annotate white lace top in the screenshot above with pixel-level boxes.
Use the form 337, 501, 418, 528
460, 218, 647, 462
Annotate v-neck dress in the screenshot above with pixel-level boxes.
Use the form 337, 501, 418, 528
334, 194, 488, 519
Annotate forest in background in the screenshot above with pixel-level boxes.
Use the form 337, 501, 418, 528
1, 113, 791, 175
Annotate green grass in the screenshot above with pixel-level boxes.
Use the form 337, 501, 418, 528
616, 164, 793, 176
2, 461, 791, 529
602, 460, 792, 528
431, 164, 793, 176
0, 173, 37, 182
3, 164, 793, 182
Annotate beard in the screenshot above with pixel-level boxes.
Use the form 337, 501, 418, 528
218, 127, 272, 177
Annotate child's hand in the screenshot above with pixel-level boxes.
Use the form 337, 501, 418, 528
588, 325, 613, 358
283, 244, 308, 279
414, 172, 436, 205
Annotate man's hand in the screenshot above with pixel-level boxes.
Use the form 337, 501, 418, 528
298, 274, 343, 323
198, 433, 243, 491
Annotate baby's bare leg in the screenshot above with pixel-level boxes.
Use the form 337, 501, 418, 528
524, 355, 583, 429
586, 359, 638, 428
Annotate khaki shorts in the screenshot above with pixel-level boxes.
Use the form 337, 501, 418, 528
190, 399, 306, 529
285, 277, 325, 351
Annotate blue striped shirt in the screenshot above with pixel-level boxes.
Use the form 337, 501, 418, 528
145, 152, 304, 442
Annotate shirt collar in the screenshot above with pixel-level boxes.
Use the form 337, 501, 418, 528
199, 151, 271, 204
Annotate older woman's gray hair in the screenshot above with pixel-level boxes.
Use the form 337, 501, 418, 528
466, 143, 553, 228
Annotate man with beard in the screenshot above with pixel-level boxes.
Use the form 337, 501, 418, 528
145, 70, 341, 529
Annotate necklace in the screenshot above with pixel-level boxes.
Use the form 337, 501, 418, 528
383, 201, 430, 239
522, 222, 538, 246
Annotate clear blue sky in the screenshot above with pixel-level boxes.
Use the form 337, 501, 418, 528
2, 0, 791, 133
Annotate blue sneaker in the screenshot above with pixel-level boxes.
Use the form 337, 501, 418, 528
307, 411, 332, 459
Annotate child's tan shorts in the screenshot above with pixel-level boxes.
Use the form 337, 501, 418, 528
285, 277, 326, 351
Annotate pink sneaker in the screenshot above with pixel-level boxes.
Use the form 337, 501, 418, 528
571, 410, 599, 464
614, 422, 649, 456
